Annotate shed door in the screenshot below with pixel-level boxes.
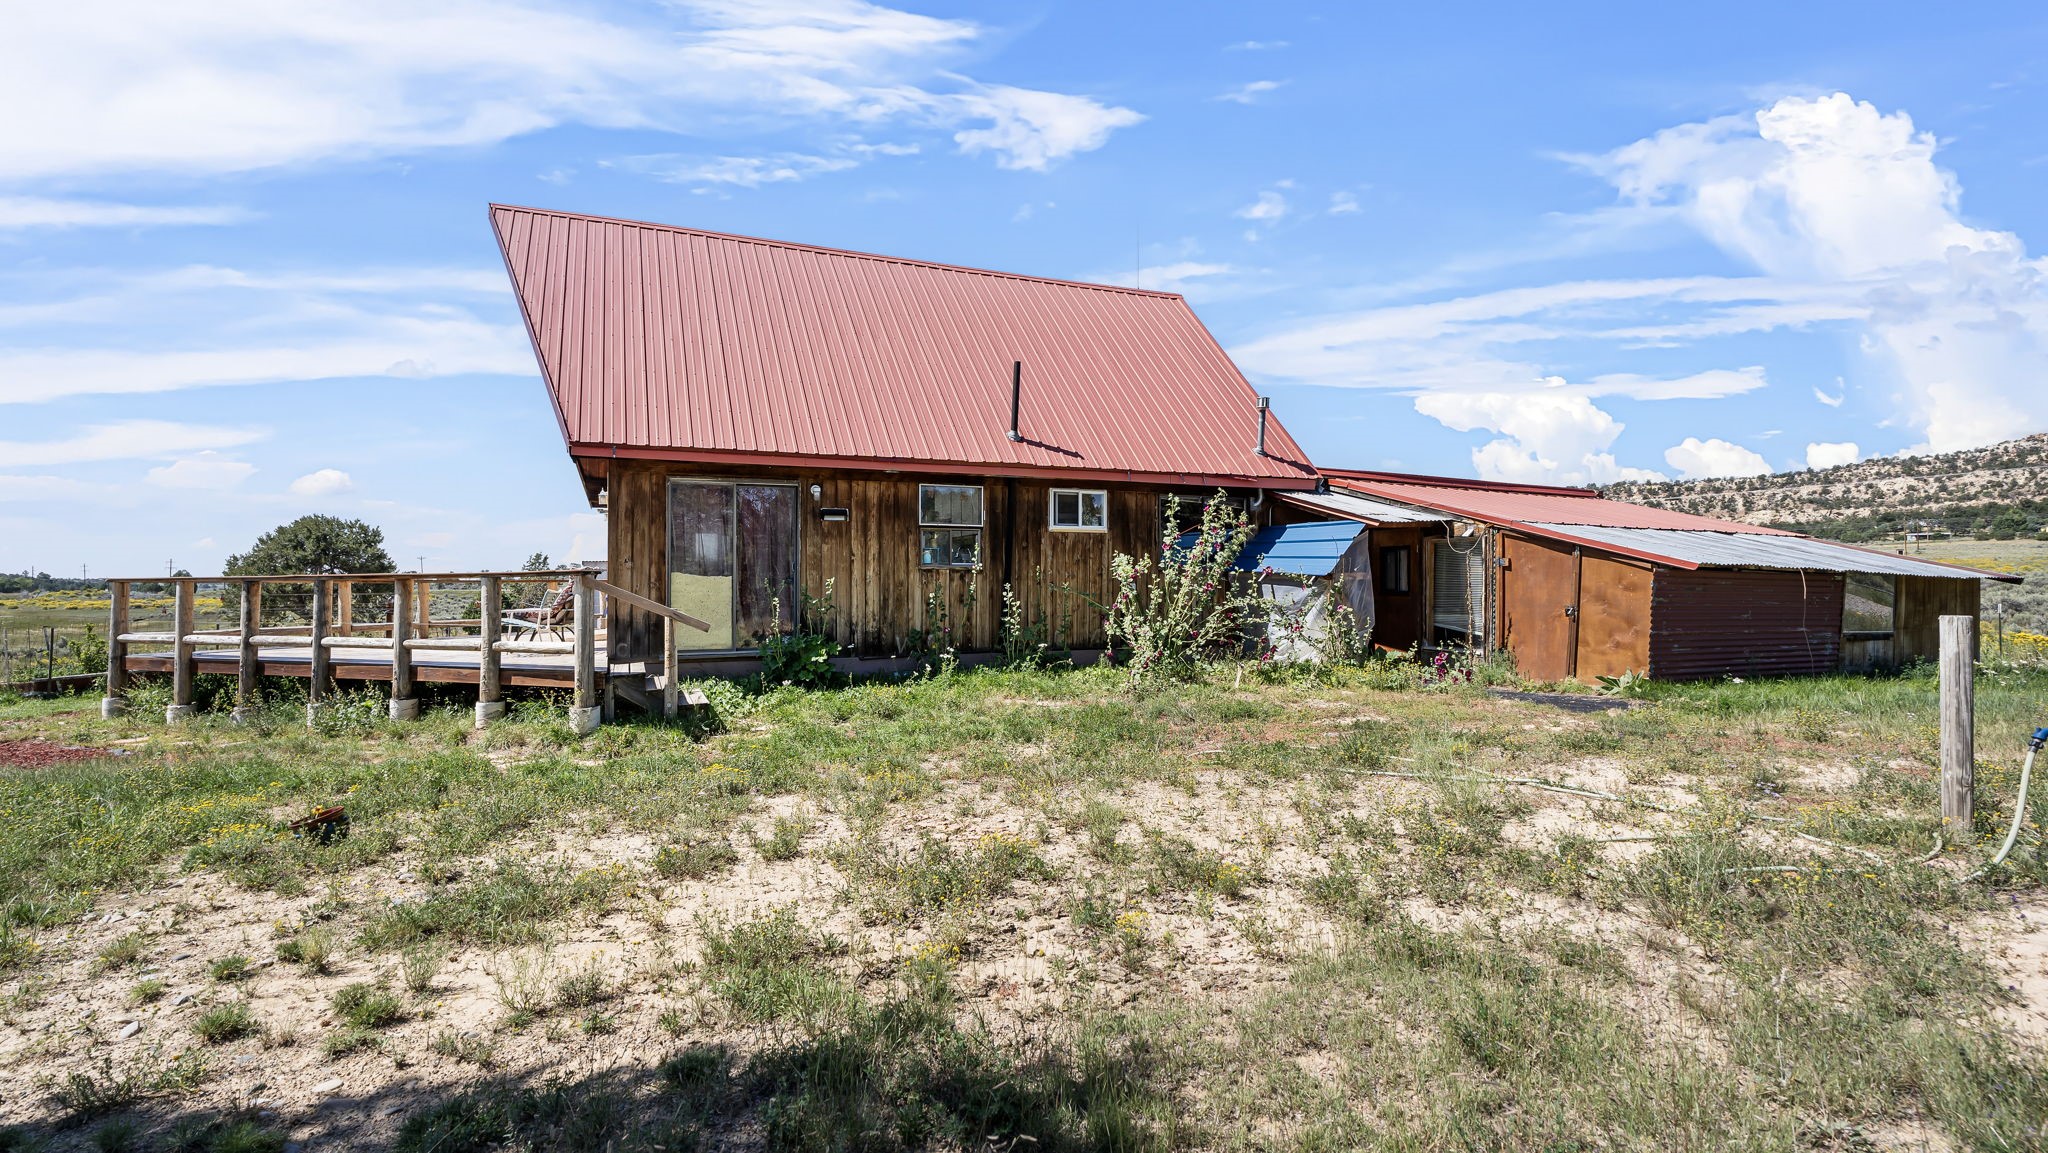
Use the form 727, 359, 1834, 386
1501, 535, 1577, 681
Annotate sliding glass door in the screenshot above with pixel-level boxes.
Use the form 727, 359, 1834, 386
668, 480, 798, 652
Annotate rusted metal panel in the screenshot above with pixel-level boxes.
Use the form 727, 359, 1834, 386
1575, 554, 1653, 681
1501, 535, 1578, 682
1649, 569, 1844, 680
491, 204, 1317, 492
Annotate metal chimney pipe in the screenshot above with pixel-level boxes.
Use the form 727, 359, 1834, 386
1008, 361, 1023, 442
1255, 396, 1271, 456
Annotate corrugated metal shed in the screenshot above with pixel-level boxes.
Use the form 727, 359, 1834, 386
1328, 474, 1798, 533
491, 204, 1316, 489
1279, 489, 1449, 525
1527, 524, 2023, 582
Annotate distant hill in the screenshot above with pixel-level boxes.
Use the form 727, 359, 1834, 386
1600, 433, 2048, 542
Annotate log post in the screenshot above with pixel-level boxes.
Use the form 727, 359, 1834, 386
167, 581, 197, 724
231, 579, 260, 723
662, 613, 678, 720
306, 578, 331, 727
1940, 614, 1975, 832
337, 579, 354, 637
476, 575, 505, 728
388, 577, 418, 721
569, 570, 599, 734
102, 580, 129, 718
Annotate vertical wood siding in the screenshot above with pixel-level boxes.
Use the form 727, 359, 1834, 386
606, 461, 1171, 662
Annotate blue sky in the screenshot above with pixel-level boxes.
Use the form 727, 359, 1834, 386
5, 1, 2048, 576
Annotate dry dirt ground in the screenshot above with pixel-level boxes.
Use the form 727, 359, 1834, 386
0, 670, 2043, 1151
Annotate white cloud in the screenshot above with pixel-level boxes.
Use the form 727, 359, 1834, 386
1216, 80, 1284, 105
1096, 261, 1239, 297
1804, 441, 1860, 470
1415, 391, 1663, 485
145, 452, 255, 490
0, 474, 99, 502
611, 151, 861, 187
1226, 40, 1289, 50
1235, 190, 1288, 222
0, 0, 1140, 181
0, 420, 266, 466
289, 468, 354, 496
1328, 191, 1360, 215
950, 85, 1144, 172
1813, 381, 1845, 407
1587, 92, 2048, 451
1664, 437, 1771, 479
0, 197, 245, 230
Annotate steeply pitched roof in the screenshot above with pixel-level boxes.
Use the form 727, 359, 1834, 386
490, 205, 1316, 488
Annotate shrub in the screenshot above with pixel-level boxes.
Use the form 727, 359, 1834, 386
331, 983, 406, 1029
194, 1001, 259, 1044
1103, 493, 1263, 685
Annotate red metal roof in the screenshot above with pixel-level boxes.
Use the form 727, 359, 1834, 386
1324, 471, 1799, 534
491, 204, 1316, 489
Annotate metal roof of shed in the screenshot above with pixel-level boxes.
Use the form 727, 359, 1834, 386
1279, 489, 1449, 525
491, 204, 1316, 491
1526, 524, 2023, 582
1328, 473, 1797, 533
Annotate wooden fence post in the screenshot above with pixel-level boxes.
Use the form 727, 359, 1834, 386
337, 580, 355, 637
167, 581, 197, 723
389, 577, 418, 721
232, 579, 260, 723
1940, 614, 1975, 832
102, 580, 129, 718
476, 575, 505, 727
307, 578, 331, 727
569, 570, 600, 734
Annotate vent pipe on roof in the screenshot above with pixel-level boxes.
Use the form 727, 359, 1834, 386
1255, 396, 1271, 457
1008, 361, 1023, 442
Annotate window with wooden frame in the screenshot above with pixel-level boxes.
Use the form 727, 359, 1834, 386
1379, 546, 1412, 595
1842, 572, 1897, 637
918, 484, 983, 569
1049, 488, 1108, 532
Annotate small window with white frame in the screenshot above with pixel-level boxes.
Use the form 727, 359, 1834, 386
918, 483, 983, 569
1049, 488, 1108, 532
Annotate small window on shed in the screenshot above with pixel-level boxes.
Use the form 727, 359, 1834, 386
1380, 547, 1411, 595
1843, 572, 1897, 636
1050, 489, 1108, 532
919, 484, 983, 569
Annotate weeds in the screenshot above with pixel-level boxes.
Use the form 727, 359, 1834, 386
331, 982, 406, 1029
193, 1001, 259, 1044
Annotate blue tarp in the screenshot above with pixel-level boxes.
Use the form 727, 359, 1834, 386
1174, 520, 1366, 577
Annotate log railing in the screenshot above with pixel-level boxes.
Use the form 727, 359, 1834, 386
97, 569, 701, 733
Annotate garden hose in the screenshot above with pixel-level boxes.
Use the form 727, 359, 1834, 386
1963, 726, 2048, 883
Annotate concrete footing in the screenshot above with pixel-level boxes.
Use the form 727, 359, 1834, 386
567, 705, 601, 736
165, 704, 198, 724
101, 696, 127, 719
474, 700, 507, 728
388, 697, 420, 722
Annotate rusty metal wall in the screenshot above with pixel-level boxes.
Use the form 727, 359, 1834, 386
1648, 568, 1844, 680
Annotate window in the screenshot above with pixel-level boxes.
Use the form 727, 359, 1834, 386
1843, 572, 1897, 636
667, 480, 798, 652
1379, 547, 1411, 595
1050, 488, 1108, 532
1159, 492, 1248, 539
919, 484, 983, 569
1431, 538, 1486, 643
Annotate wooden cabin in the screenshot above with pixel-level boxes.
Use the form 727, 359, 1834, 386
490, 205, 1318, 681
1287, 470, 2020, 682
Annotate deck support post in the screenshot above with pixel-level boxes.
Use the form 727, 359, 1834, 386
306, 578, 331, 727
102, 580, 129, 718
662, 614, 679, 720
389, 577, 418, 721
475, 575, 505, 727
231, 579, 261, 723
1940, 614, 1975, 831
568, 570, 599, 734
337, 580, 354, 637
167, 581, 197, 724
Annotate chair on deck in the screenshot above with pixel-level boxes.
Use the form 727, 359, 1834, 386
502, 582, 575, 642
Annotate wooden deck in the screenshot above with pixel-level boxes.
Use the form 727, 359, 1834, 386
124, 643, 596, 688
103, 569, 711, 731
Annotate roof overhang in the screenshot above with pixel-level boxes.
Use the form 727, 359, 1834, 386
570, 443, 1319, 493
